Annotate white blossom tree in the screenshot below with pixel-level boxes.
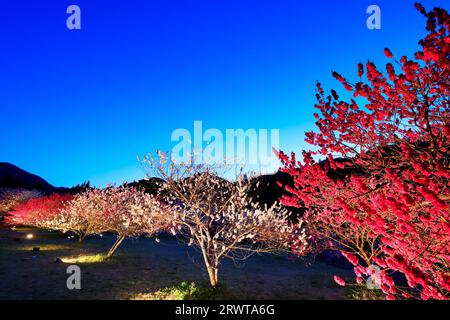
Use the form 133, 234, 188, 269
98, 186, 171, 258
141, 151, 294, 287
43, 186, 171, 257
40, 189, 108, 242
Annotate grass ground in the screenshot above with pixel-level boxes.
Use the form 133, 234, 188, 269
0, 228, 353, 300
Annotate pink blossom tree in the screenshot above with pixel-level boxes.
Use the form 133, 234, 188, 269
52, 186, 171, 257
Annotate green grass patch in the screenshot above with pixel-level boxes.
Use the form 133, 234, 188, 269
345, 285, 385, 300
132, 281, 229, 300
10, 226, 39, 232
60, 253, 107, 264
16, 244, 74, 251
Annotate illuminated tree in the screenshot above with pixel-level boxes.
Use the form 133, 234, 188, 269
0, 188, 42, 215
53, 187, 171, 257
278, 4, 449, 300
4, 193, 73, 228
42, 189, 108, 242
141, 151, 294, 287
97, 186, 171, 258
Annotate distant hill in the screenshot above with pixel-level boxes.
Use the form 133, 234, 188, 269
0, 162, 68, 193
129, 170, 303, 220
128, 177, 165, 195
248, 171, 293, 206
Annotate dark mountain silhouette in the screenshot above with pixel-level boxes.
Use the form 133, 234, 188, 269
0, 162, 55, 191
0, 162, 70, 193
248, 171, 303, 221
129, 170, 302, 220
128, 177, 165, 195
248, 171, 293, 206
128, 173, 233, 196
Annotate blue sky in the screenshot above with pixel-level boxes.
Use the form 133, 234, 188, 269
0, 0, 447, 187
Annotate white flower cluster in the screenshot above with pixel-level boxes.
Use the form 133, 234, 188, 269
141, 151, 296, 286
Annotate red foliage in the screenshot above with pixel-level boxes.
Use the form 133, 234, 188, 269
279, 4, 449, 300
334, 275, 346, 287
4, 193, 74, 227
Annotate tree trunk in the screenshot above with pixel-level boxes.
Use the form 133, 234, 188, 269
78, 232, 87, 243
199, 243, 220, 288
214, 265, 219, 287
107, 235, 126, 258
206, 265, 219, 288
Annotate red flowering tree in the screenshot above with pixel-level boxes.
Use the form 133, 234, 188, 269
278, 4, 449, 300
4, 193, 74, 228
0, 188, 43, 215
